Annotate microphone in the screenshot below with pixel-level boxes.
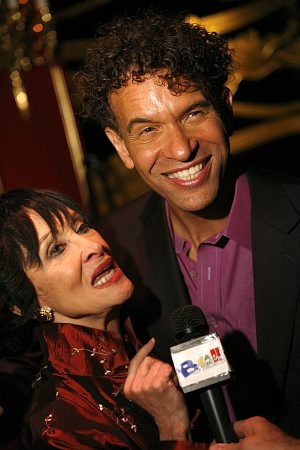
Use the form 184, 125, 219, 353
170, 305, 237, 443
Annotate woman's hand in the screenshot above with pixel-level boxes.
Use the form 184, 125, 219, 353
124, 338, 191, 441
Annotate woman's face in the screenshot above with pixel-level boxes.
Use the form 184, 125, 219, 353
24, 210, 133, 328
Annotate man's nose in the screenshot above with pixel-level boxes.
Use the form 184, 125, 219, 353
163, 126, 198, 161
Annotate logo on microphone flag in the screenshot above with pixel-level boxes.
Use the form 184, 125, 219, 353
171, 333, 231, 393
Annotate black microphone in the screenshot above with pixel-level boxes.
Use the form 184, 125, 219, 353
171, 305, 237, 443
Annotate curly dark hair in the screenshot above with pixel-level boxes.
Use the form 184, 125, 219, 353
0, 188, 90, 355
76, 11, 235, 132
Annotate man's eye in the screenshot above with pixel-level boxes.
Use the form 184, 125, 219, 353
135, 126, 161, 142
138, 125, 159, 137
142, 126, 155, 133
187, 110, 206, 120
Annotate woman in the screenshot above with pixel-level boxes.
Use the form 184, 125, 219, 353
0, 188, 206, 449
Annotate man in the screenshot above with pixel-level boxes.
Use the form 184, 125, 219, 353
77, 10, 300, 446
210, 416, 300, 450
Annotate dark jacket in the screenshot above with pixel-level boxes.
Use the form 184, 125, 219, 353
99, 166, 300, 438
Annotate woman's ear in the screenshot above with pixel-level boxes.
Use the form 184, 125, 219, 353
10, 304, 22, 316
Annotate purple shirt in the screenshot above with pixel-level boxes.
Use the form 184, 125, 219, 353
166, 173, 257, 353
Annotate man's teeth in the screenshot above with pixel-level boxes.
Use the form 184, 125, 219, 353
93, 269, 115, 286
168, 162, 204, 180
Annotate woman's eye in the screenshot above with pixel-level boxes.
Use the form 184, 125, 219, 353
77, 223, 91, 234
49, 244, 64, 257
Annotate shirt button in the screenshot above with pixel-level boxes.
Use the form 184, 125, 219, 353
190, 270, 198, 277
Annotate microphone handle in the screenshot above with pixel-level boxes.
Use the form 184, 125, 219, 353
200, 386, 237, 443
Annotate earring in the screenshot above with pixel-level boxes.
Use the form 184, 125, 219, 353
34, 306, 54, 322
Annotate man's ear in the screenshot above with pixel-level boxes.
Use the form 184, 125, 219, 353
10, 305, 22, 316
221, 88, 234, 136
105, 127, 135, 169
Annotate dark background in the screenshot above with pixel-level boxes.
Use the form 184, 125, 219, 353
51, 0, 300, 170
1, 0, 300, 216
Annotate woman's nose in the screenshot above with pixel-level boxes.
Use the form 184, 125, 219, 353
80, 238, 104, 262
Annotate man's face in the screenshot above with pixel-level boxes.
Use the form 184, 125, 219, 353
106, 74, 232, 213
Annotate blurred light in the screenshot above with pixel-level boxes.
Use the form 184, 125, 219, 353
32, 23, 43, 33
0, 0, 57, 119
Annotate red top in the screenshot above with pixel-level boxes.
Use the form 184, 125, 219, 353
23, 322, 207, 449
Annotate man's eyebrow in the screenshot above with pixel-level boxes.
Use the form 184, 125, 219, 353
127, 117, 152, 134
180, 100, 211, 117
127, 100, 211, 133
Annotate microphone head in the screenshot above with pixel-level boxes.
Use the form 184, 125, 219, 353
171, 305, 209, 343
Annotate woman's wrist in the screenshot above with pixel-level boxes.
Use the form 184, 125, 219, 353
158, 417, 191, 441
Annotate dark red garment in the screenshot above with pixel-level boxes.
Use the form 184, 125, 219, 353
22, 322, 206, 449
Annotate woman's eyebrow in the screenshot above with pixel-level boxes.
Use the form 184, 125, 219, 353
39, 231, 52, 245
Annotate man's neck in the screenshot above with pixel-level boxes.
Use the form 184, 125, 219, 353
168, 163, 237, 259
169, 207, 228, 259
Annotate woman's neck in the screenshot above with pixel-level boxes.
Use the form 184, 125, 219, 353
53, 307, 123, 341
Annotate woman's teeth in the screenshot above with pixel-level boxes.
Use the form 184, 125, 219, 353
93, 269, 115, 286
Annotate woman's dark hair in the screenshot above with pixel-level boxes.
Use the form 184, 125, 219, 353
0, 188, 89, 354
76, 11, 235, 132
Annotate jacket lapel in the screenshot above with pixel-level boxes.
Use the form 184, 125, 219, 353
249, 169, 300, 390
138, 194, 191, 360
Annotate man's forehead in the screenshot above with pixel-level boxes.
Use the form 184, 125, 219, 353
112, 70, 201, 93
109, 76, 205, 111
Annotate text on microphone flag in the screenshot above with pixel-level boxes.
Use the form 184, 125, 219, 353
170, 332, 231, 393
